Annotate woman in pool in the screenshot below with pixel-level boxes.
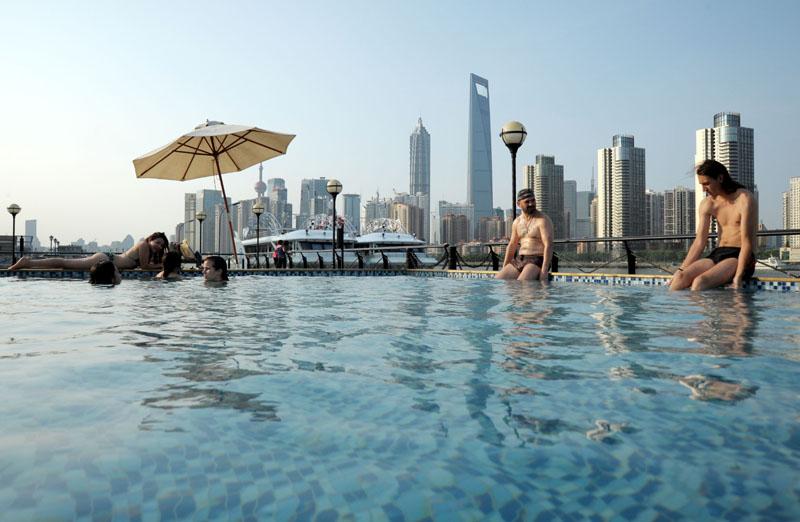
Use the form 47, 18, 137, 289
155, 251, 182, 280
10, 232, 168, 271
89, 260, 122, 285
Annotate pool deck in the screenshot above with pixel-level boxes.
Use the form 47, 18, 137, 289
2, 268, 798, 291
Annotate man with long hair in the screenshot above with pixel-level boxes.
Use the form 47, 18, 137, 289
670, 160, 758, 290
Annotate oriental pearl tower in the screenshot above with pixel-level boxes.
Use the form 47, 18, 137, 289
254, 162, 267, 198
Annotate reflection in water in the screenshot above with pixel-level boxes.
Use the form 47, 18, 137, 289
685, 291, 758, 356
592, 287, 655, 354
383, 280, 443, 414
501, 285, 587, 381
142, 386, 280, 423
463, 282, 505, 446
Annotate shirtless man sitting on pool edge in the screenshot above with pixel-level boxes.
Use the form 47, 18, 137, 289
496, 188, 554, 281
670, 159, 757, 291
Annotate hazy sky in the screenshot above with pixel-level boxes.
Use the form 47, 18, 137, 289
2, 0, 798, 244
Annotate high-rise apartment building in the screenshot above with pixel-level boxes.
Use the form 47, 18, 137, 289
439, 201, 475, 241
364, 193, 392, 226
479, 216, 505, 241
644, 190, 665, 237
529, 155, 565, 239
441, 214, 470, 246
783, 177, 800, 248
467, 74, 492, 236
597, 135, 646, 240
695, 112, 754, 224
390, 202, 426, 240
664, 186, 696, 236
563, 180, 577, 239
342, 194, 361, 235
391, 192, 429, 241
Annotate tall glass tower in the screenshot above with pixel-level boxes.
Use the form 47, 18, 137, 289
409, 118, 431, 241
467, 73, 492, 236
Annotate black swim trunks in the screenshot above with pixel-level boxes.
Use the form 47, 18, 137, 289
511, 255, 544, 271
706, 247, 756, 279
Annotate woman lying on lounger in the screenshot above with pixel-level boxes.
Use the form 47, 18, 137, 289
10, 232, 168, 271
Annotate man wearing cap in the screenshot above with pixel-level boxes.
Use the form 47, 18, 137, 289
496, 188, 554, 281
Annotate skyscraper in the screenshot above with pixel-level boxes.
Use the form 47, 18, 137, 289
441, 214, 470, 246
391, 192, 429, 241
563, 180, 577, 239
783, 177, 800, 248
195, 189, 225, 253
299, 178, 330, 228
530, 155, 565, 239
644, 190, 665, 237
438, 201, 475, 242
184, 193, 196, 248
664, 186, 695, 236
24, 219, 39, 251
342, 194, 361, 235
597, 135, 646, 240
410, 118, 431, 243
695, 112, 754, 223
364, 193, 392, 225
467, 73, 492, 236
267, 178, 292, 230
410, 118, 430, 196
390, 202, 426, 240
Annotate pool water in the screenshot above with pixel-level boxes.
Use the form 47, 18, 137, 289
1, 277, 798, 520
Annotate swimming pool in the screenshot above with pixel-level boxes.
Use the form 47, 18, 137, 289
1, 277, 798, 520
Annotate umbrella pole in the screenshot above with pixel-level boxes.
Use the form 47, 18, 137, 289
214, 155, 240, 266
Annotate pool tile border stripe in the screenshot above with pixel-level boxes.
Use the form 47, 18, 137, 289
2, 268, 798, 291
408, 269, 800, 291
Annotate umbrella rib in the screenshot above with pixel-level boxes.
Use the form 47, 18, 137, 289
137, 138, 197, 177
179, 143, 199, 181
219, 131, 286, 156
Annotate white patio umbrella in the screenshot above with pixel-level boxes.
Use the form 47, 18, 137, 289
133, 120, 295, 265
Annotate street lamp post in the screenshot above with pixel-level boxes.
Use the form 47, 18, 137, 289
49, 235, 53, 253
252, 201, 265, 269
7, 204, 21, 264
499, 121, 527, 220
196, 211, 206, 256
326, 179, 343, 269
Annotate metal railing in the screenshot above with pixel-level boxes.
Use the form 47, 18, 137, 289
229, 229, 800, 278
15, 230, 794, 278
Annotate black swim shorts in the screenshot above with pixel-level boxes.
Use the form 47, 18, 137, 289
706, 247, 755, 279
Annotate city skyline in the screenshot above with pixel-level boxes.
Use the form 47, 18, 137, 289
3, 2, 799, 244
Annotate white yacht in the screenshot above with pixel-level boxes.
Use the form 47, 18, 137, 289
355, 230, 439, 268
242, 227, 358, 268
